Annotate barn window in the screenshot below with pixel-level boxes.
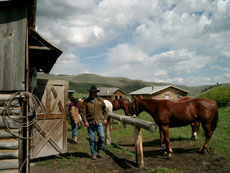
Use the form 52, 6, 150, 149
165, 95, 170, 100
115, 96, 118, 99
177, 94, 181, 99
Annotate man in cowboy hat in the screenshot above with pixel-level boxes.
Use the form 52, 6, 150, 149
80, 85, 108, 160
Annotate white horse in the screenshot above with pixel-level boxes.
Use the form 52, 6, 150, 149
103, 100, 113, 113
103, 100, 113, 144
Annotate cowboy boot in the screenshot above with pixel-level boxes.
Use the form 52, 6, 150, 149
72, 136, 78, 143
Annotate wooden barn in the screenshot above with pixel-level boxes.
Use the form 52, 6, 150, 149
0, 1, 68, 172
129, 85, 190, 101
97, 87, 126, 100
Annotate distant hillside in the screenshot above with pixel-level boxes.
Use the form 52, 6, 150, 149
198, 84, 230, 107
37, 73, 216, 96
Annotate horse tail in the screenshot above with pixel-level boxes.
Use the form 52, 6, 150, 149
211, 109, 218, 132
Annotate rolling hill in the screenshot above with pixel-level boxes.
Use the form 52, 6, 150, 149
37, 73, 219, 96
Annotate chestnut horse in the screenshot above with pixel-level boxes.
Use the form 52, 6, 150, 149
159, 97, 200, 146
131, 96, 218, 158
108, 98, 132, 116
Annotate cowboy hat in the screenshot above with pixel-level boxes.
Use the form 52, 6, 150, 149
87, 85, 100, 92
72, 98, 79, 103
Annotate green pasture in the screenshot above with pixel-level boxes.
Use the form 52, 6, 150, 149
33, 106, 230, 172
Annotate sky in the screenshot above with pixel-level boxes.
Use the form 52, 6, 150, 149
36, 0, 230, 86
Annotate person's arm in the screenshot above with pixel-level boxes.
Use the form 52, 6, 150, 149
80, 102, 89, 127
102, 101, 108, 124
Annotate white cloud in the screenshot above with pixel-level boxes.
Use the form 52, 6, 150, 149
153, 77, 184, 84
104, 47, 213, 85
151, 49, 212, 74
50, 53, 87, 75
36, 0, 230, 86
107, 44, 148, 65
184, 76, 213, 86
211, 65, 230, 72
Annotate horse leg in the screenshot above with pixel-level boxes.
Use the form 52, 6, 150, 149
191, 123, 195, 140
194, 121, 200, 140
159, 128, 163, 147
161, 125, 173, 159
201, 122, 213, 154
191, 121, 199, 140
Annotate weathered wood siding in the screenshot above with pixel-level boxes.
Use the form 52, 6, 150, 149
0, 94, 20, 172
0, 4, 27, 91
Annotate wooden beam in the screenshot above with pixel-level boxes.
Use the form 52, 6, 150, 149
0, 108, 20, 115
0, 116, 20, 129
0, 159, 18, 170
108, 113, 157, 132
0, 130, 19, 139
29, 45, 55, 51
0, 149, 19, 159
0, 139, 19, 149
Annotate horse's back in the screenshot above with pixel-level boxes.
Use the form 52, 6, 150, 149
191, 98, 217, 110
103, 100, 113, 113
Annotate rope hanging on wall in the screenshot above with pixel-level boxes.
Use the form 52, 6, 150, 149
2, 91, 44, 139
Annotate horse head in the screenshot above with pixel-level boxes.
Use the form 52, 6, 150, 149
117, 98, 132, 116
130, 96, 142, 116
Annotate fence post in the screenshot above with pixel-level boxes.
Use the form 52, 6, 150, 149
134, 126, 144, 168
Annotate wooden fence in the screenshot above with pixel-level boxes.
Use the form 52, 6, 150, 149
105, 113, 157, 168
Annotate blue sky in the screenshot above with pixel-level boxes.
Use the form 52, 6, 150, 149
36, 0, 230, 86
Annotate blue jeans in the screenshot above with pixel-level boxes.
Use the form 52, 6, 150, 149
71, 120, 78, 138
87, 123, 104, 155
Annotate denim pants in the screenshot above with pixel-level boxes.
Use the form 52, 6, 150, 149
87, 123, 105, 155
71, 120, 78, 138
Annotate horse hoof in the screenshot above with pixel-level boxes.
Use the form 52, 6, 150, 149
163, 151, 168, 156
201, 148, 208, 154
167, 154, 172, 160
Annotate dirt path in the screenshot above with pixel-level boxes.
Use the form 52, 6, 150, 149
31, 137, 230, 173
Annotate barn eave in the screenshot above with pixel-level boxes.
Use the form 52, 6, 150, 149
29, 28, 62, 74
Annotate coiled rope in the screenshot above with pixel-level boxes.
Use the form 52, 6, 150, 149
2, 91, 44, 139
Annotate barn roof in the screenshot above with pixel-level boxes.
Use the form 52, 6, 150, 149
29, 28, 62, 73
97, 87, 126, 96
129, 85, 190, 95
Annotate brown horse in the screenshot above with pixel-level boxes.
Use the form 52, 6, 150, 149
159, 97, 200, 146
131, 96, 218, 158
108, 98, 132, 116
177, 97, 200, 141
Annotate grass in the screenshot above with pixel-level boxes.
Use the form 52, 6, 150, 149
140, 167, 183, 173
33, 106, 230, 172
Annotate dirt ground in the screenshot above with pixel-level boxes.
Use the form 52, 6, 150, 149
30, 137, 230, 173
